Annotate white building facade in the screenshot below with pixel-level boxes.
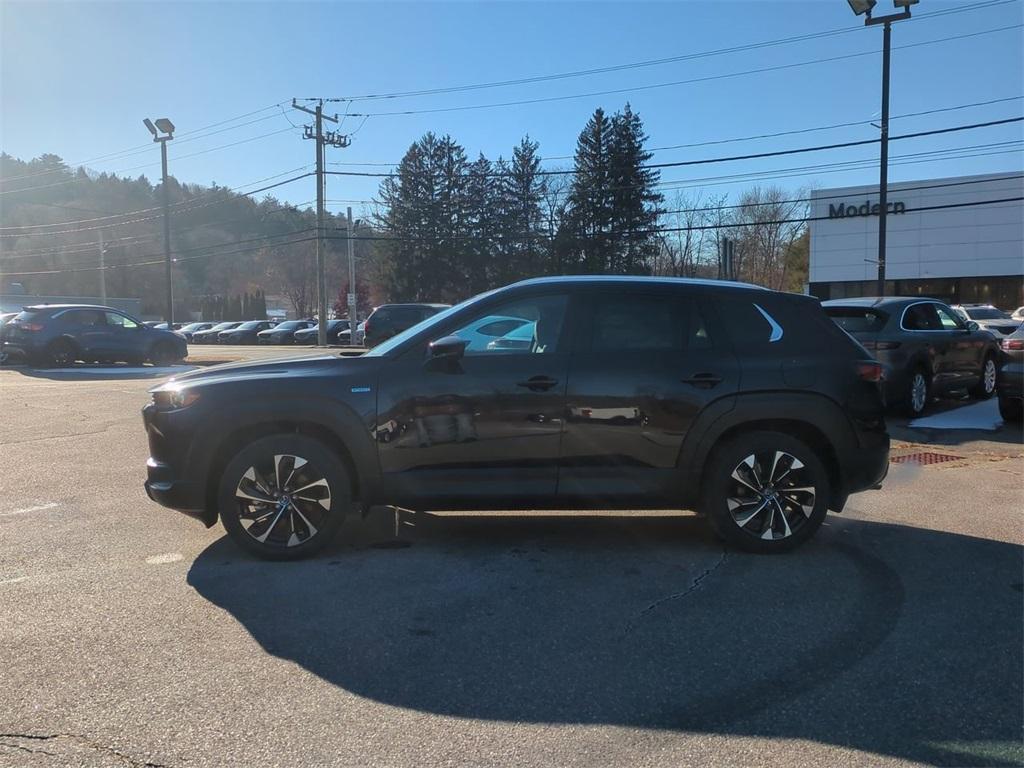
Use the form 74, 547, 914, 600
808, 171, 1023, 308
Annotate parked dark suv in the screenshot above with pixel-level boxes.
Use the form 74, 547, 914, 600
3, 304, 187, 367
823, 297, 1001, 416
143, 277, 889, 559
363, 303, 449, 348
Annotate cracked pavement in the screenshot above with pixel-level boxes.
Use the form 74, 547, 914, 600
0, 357, 1021, 767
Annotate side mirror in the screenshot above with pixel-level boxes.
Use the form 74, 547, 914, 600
966, 321, 980, 332
428, 335, 466, 360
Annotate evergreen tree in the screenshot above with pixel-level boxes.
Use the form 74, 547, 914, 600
507, 136, 547, 279
563, 108, 616, 273
463, 153, 497, 294
608, 103, 663, 273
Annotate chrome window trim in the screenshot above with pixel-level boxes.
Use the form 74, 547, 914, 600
899, 301, 965, 333
753, 303, 783, 343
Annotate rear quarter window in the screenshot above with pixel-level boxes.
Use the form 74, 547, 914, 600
823, 307, 889, 333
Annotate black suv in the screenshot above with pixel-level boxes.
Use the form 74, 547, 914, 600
363, 303, 449, 347
143, 277, 889, 559
3, 304, 187, 367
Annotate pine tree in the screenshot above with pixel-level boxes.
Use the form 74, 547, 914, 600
507, 136, 547, 279
608, 104, 663, 274
463, 153, 497, 294
564, 108, 616, 273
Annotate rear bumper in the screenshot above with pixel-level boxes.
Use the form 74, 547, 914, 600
997, 362, 1023, 400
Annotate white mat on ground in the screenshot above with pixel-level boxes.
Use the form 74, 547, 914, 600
908, 399, 1003, 431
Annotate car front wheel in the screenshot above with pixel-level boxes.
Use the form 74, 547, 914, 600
701, 431, 831, 554
218, 434, 350, 560
999, 396, 1023, 422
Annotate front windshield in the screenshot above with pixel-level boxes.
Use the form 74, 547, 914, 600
237, 321, 264, 330
965, 307, 1009, 320
274, 321, 304, 330
364, 291, 497, 356
212, 322, 237, 331
179, 322, 205, 332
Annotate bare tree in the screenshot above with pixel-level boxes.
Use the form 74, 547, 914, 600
730, 186, 808, 290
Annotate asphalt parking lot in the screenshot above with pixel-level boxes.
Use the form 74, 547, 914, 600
1, 348, 1021, 767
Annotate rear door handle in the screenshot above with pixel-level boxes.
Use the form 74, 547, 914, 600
681, 373, 723, 388
517, 376, 559, 391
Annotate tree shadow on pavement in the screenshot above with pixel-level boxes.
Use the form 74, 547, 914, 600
187, 513, 1023, 766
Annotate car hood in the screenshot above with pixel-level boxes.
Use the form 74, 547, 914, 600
978, 319, 1020, 329
152, 354, 356, 391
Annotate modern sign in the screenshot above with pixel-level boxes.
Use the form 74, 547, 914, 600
828, 200, 907, 219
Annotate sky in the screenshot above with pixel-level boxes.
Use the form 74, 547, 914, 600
1, 0, 1021, 219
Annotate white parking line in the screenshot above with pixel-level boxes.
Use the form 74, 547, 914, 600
0, 576, 29, 586
145, 552, 184, 565
0, 502, 60, 517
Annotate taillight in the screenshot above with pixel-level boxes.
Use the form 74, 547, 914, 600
18, 322, 44, 332
861, 340, 900, 350
857, 361, 885, 382
1003, 338, 1024, 351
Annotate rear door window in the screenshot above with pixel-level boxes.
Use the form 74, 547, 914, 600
902, 303, 939, 331
582, 293, 713, 353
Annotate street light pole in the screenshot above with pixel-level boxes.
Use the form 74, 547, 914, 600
159, 137, 173, 325
346, 207, 357, 344
857, 1, 914, 296
144, 118, 175, 325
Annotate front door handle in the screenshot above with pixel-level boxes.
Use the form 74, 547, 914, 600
681, 372, 723, 388
517, 376, 559, 392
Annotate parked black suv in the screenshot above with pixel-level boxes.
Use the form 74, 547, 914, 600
143, 277, 889, 559
3, 304, 187, 367
363, 303, 449, 348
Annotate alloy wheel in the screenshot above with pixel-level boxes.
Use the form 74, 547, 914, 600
234, 454, 332, 548
910, 373, 928, 414
726, 451, 817, 541
983, 358, 997, 395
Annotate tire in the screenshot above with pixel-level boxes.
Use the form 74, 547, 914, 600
217, 434, 351, 560
42, 338, 77, 368
999, 396, 1023, 422
902, 368, 931, 417
970, 355, 997, 400
700, 430, 831, 554
149, 341, 181, 366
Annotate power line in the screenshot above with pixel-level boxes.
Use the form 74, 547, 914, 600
324, 0, 1015, 103
323, 117, 1023, 180
0, 168, 314, 234
0, 103, 296, 183
7, 195, 1020, 276
341, 25, 1023, 117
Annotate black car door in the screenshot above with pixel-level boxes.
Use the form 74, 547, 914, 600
62, 309, 111, 355
375, 291, 574, 505
557, 287, 739, 503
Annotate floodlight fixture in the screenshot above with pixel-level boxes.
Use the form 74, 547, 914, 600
143, 118, 158, 137
847, 0, 876, 15
154, 118, 175, 136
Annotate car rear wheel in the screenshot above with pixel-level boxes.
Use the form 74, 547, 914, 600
999, 396, 1023, 422
903, 368, 930, 417
218, 434, 350, 560
701, 431, 831, 554
42, 338, 77, 367
970, 355, 997, 399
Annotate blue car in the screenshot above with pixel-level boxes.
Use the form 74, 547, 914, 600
0, 304, 188, 367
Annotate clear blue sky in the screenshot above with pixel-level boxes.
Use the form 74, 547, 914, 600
1, 0, 1021, 218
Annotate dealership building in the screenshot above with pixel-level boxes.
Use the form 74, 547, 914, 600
808, 171, 1023, 309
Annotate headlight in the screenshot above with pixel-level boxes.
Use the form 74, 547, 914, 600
152, 388, 201, 410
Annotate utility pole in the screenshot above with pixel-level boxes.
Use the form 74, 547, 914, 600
346, 207, 357, 345
97, 229, 106, 305
292, 99, 349, 346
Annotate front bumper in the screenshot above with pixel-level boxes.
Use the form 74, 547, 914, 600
142, 403, 217, 526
